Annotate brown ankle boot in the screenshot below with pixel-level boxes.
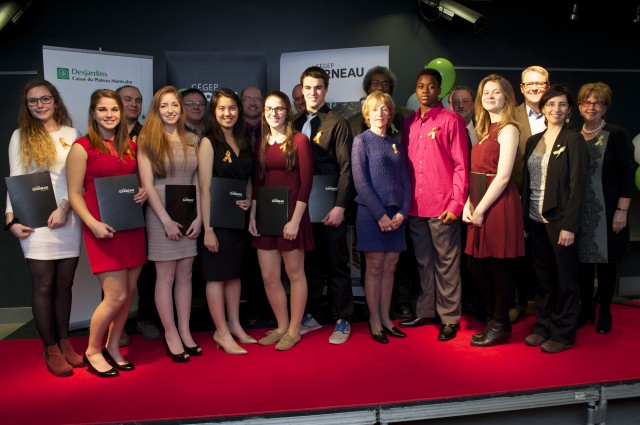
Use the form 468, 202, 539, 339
58, 339, 85, 368
44, 345, 73, 377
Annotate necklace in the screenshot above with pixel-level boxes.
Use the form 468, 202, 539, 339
582, 120, 605, 135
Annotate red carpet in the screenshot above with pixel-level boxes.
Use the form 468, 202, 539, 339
2, 304, 640, 424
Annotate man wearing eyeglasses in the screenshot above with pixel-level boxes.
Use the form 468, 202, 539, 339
241, 86, 263, 149
347, 65, 416, 321
513, 66, 550, 193
448, 85, 478, 148
511, 66, 550, 325
181, 88, 208, 140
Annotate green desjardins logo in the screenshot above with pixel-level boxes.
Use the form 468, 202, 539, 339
57, 68, 70, 80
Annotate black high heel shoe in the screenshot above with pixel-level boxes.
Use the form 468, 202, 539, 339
163, 336, 190, 363
596, 310, 612, 334
369, 323, 388, 344
83, 353, 118, 378
180, 338, 203, 356
102, 348, 135, 371
382, 325, 406, 338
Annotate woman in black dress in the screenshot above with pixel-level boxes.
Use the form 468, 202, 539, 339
198, 88, 254, 355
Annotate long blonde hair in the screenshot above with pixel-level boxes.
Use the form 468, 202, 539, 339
475, 74, 519, 141
17, 79, 72, 169
259, 91, 297, 179
86, 89, 131, 159
138, 86, 190, 179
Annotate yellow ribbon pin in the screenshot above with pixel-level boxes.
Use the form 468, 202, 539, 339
552, 145, 566, 158
223, 150, 232, 163
392, 143, 399, 154
313, 131, 323, 144
428, 127, 439, 139
59, 137, 70, 149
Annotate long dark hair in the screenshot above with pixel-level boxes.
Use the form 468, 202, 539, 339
205, 88, 249, 156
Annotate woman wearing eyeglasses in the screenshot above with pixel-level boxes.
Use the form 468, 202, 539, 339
575, 83, 635, 334
522, 85, 588, 353
198, 88, 254, 355
5, 80, 83, 377
248, 91, 313, 351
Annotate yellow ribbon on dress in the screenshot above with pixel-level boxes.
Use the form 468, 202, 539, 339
223, 150, 232, 163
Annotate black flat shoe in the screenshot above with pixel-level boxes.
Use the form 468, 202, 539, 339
398, 316, 439, 328
382, 325, 406, 338
438, 324, 458, 341
163, 337, 190, 363
101, 348, 135, 371
369, 324, 388, 344
83, 353, 118, 378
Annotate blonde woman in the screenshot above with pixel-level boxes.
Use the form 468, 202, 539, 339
6, 80, 83, 377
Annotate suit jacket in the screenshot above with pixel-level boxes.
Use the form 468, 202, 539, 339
512, 103, 533, 194
522, 128, 588, 234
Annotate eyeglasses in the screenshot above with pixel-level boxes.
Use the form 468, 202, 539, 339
184, 101, 205, 107
242, 97, 263, 103
371, 80, 390, 89
264, 106, 286, 115
451, 99, 472, 106
521, 82, 548, 89
26, 96, 54, 106
580, 101, 605, 109
545, 101, 569, 109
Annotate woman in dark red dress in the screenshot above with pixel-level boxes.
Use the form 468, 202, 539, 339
248, 91, 313, 351
66, 89, 146, 377
463, 74, 524, 347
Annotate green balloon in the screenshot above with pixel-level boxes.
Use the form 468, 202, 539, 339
426, 58, 456, 100
635, 167, 640, 191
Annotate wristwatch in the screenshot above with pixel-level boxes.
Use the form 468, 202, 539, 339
4, 217, 19, 231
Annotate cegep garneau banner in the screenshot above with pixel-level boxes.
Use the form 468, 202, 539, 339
165, 51, 267, 101
280, 45, 389, 118
42, 46, 153, 135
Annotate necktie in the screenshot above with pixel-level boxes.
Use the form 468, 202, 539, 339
302, 114, 316, 140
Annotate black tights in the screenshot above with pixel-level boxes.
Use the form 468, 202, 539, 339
579, 262, 617, 314
26, 257, 80, 346
467, 256, 517, 323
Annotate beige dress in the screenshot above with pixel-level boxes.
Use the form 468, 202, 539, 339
146, 137, 198, 261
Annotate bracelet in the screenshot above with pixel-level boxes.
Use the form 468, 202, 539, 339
617, 207, 629, 212
4, 217, 19, 231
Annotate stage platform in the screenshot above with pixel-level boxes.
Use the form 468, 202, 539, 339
1, 304, 639, 425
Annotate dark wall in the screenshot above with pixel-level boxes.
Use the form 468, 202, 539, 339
1, 0, 639, 307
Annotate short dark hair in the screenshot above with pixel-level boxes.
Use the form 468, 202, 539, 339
300, 66, 329, 88
180, 88, 206, 102
362, 66, 397, 95
539, 85, 574, 110
416, 68, 442, 86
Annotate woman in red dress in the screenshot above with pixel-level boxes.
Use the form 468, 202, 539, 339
66, 89, 147, 377
248, 91, 314, 351
463, 74, 525, 347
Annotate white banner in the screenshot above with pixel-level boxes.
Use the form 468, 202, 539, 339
280, 46, 389, 104
43, 46, 153, 135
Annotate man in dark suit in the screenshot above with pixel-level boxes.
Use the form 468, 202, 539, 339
511, 66, 550, 324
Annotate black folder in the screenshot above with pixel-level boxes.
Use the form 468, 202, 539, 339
469, 172, 488, 210
308, 174, 339, 223
165, 184, 197, 231
256, 186, 288, 236
210, 177, 246, 229
94, 174, 145, 231
5, 171, 57, 229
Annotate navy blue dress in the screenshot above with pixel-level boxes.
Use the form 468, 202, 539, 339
352, 129, 411, 252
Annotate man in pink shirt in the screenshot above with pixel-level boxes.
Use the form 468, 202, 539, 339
398, 69, 469, 341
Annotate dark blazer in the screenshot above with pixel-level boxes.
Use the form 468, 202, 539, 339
522, 128, 589, 233
512, 103, 533, 194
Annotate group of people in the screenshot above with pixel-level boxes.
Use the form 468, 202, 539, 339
5, 63, 634, 378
